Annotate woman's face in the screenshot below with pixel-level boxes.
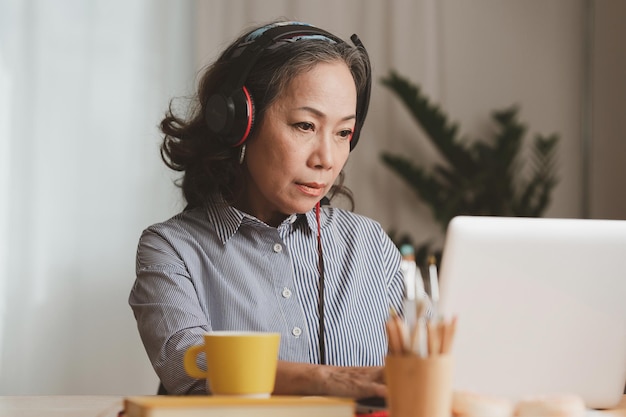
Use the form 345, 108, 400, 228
241, 60, 356, 226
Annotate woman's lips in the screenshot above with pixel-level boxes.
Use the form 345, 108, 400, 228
296, 182, 326, 197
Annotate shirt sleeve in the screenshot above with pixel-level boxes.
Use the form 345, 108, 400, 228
129, 228, 209, 395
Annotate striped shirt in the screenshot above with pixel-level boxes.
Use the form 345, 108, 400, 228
129, 202, 404, 394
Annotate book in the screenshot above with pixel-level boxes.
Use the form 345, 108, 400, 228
123, 395, 355, 417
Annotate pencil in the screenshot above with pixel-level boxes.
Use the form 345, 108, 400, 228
386, 307, 405, 355
426, 319, 441, 356
428, 255, 439, 318
440, 315, 458, 354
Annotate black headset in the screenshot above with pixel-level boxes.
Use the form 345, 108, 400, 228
204, 22, 372, 151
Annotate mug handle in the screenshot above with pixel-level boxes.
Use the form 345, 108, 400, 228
183, 344, 208, 379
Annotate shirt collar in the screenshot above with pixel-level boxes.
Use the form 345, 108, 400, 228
205, 201, 245, 244
205, 201, 327, 244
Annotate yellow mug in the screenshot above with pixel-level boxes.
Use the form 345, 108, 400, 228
184, 331, 280, 397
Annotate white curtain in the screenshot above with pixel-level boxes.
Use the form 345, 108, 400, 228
0, 0, 194, 394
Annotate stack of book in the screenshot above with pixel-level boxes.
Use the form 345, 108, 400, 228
123, 395, 355, 417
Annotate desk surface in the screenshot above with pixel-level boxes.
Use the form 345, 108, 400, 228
0, 396, 123, 417
0, 395, 625, 417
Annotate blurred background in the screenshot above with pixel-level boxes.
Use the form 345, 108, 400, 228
1, 0, 624, 395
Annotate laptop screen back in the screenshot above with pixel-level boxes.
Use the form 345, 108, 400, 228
438, 216, 626, 409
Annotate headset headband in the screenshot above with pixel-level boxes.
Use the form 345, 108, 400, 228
225, 24, 342, 90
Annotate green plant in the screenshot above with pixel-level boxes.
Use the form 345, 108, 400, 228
380, 70, 559, 262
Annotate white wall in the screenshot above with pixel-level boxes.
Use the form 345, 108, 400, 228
439, 1, 585, 219
0, 0, 623, 395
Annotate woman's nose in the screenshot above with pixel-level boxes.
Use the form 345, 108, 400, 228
311, 133, 334, 169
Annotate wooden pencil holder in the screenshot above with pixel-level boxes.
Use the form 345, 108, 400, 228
384, 354, 454, 417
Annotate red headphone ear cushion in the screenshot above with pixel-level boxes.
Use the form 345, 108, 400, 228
238, 86, 255, 146
227, 86, 255, 147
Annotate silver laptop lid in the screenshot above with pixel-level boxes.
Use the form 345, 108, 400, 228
438, 216, 626, 409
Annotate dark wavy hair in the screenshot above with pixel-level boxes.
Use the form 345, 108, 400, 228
160, 22, 370, 210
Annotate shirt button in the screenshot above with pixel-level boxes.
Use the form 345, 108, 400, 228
292, 327, 302, 337
273, 243, 282, 253
288, 215, 297, 224
282, 287, 292, 298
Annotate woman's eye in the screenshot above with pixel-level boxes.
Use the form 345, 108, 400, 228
295, 122, 314, 131
338, 129, 353, 138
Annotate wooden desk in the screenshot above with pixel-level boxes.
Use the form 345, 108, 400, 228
0, 395, 624, 417
0, 396, 123, 417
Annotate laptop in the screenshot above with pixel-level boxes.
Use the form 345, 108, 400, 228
438, 216, 626, 409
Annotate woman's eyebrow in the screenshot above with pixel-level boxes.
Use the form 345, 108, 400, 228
296, 106, 356, 122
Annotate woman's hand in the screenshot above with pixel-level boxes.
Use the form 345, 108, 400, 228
273, 361, 386, 399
